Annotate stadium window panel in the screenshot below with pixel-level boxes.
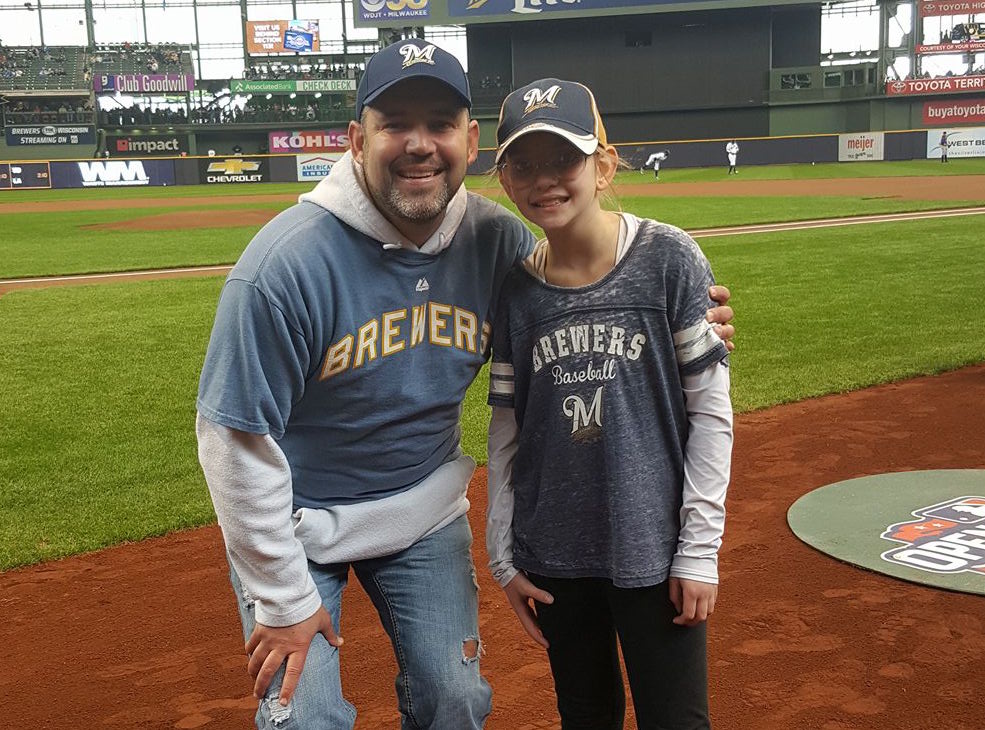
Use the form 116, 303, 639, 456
93, 6, 144, 43
246, 3, 294, 22
197, 43, 247, 80
823, 71, 842, 88
195, 3, 244, 45
0, 9, 43, 45
40, 8, 88, 45
145, 6, 197, 45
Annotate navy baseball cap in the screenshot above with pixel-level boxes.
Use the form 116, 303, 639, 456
496, 78, 607, 163
356, 39, 471, 118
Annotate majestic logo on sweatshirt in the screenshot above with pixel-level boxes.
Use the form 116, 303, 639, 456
415, 277, 430, 292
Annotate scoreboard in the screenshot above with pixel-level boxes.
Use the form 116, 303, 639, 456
0, 162, 51, 190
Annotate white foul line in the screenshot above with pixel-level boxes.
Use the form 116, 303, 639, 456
1, 264, 233, 286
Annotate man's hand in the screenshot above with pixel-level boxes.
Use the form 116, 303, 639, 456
503, 573, 554, 649
707, 284, 735, 352
669, 577, 718, 627
246, 606, 343, 706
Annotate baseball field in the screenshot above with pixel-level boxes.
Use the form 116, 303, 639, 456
1, 159, 984, 728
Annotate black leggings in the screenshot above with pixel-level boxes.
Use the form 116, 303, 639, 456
529, 574, 710, 730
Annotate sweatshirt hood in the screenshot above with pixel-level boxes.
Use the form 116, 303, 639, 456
298, 150, 468, 255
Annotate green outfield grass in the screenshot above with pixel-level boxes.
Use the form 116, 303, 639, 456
3, 194, 984, 279
0, 158, 983, 206
2, 214, 983, 570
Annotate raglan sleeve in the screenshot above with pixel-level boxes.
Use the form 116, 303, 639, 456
665, 230, 729, 376
486, 283, 520, 587
197, 277, 310, 439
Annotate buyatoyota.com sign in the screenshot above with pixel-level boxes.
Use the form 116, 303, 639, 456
5, 125, 96, 146
50, 159, 176, 188
93, 74, 195, 93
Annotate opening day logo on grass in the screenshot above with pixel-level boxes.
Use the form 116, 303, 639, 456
881, 497, 985, 575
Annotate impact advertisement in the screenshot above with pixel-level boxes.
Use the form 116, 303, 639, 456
199, 157, 270, 184
50, 160, 176, 188
838, 132, 885, 162
296, 153, 344, 181
5, 125, 96, 146
106, 134, 191, 157
926, 126, 985, 158
246, 20, 321, 53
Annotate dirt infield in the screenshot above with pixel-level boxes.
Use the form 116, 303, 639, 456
2, 364, 983, 729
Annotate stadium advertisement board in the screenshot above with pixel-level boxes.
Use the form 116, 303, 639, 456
106, 134, 191, 157
93, 74, 195, 93
246, 20, 321, 53
886, 75, 985, 96
5, 125, 96, 146
230, 79, 355, 94
269, 130, 349, 153
918, 1, 985, 15
50, 160, 176, 188
354, 0, 819, 27
916, 41, 985, 55
926, 126, 985, 158
924, 98, 985, 125
0, 162, 52, 190
838, 132, 885, 162
199, 157, 270, 184
296, 153, 344, 181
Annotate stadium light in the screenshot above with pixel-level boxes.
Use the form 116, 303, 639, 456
314, 92, 322, 99
289, 92, 296, 99
265, 93, 272, 100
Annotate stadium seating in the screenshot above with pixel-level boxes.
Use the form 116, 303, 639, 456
0, 46, 90, 92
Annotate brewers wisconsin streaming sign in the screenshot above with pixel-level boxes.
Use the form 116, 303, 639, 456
199, 157, 269, 184
5, 125, 96, 146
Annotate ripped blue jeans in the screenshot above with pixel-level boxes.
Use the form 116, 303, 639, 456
230, 515, 492, 730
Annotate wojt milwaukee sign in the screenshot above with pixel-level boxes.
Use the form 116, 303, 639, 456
199, 157, 269, 184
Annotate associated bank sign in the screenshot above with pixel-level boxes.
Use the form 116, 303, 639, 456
78, 160, 150, 187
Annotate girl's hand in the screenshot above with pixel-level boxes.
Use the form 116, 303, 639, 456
669, 577, 718, 627
503, 574, 554, 649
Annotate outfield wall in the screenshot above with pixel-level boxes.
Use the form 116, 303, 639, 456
2, 128, 982, 190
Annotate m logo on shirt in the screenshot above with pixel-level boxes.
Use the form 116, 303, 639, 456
563, 386, 603, 435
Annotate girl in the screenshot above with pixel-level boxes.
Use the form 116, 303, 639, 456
486, 78, 733, 730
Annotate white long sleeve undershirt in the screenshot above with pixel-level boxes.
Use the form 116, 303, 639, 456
486, 361, 733, 588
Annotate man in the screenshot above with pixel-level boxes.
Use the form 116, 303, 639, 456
197, 39, 736, 730
726, 139, 739, 174
940, 130, 949, 163
641, 148, 669, 179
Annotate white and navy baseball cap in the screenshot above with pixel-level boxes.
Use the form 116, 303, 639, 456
356, 39, 471, 118
495, 78, 608, 163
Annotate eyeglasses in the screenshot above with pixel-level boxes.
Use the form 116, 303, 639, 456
497, 150, 588, 186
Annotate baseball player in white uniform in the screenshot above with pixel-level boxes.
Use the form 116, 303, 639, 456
641, 149, 669, 179
726, 140, 739, 175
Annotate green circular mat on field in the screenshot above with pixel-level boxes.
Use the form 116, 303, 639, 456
788, 470, 985, 595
